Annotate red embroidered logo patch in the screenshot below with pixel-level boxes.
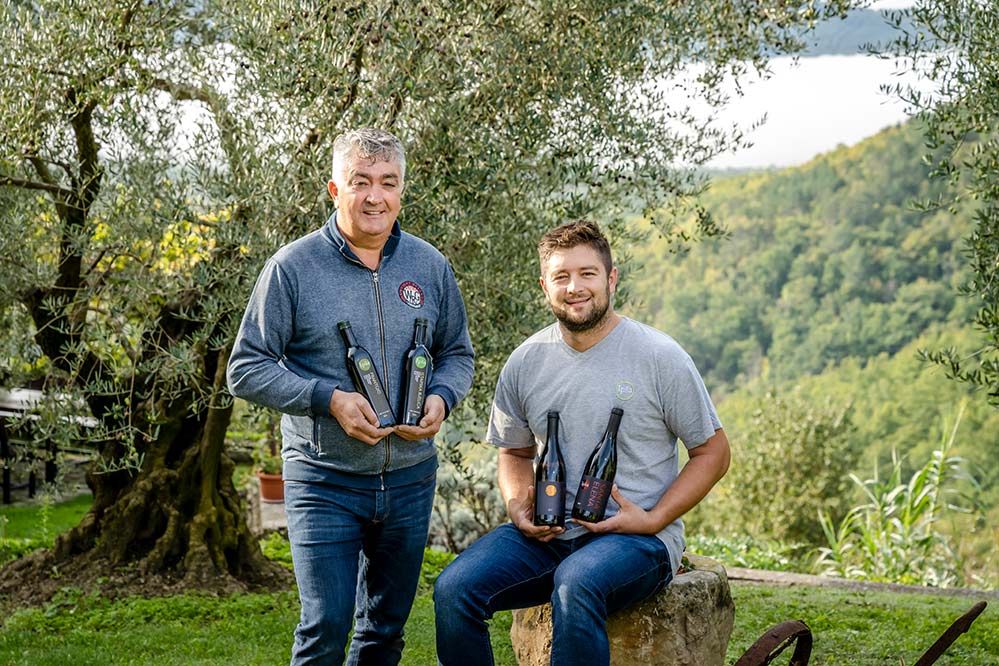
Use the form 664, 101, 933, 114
399, 281, 425, 309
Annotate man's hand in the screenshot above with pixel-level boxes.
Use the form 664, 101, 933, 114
329, 389, 393, 446
508, 485, 565, 542
577, 485, 658, 535
394, 394, 447, 441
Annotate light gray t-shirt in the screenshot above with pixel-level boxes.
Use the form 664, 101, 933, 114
486, 317, 722, 573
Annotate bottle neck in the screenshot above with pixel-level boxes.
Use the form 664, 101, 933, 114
605, 411, 623, 438
339, 325, 358, 348
413, 321, 427, 346
546, 414, 560, 442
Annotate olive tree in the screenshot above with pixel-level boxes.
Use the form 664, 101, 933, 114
0, 0, 857, 595
883, 1, 999, 405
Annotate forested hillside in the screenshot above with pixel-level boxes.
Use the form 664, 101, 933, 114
622, 123, 998, 584
627, 123, 974, 393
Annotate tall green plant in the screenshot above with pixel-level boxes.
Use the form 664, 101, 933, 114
816, 404, 979, 587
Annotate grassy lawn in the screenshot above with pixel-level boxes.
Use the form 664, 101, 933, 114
0, 586, 515, 665
727, 584, 998, 665
0, 493, 93, 565
0, 493, 92, 539
1, 578, 994, 664
2, 496, 997, 664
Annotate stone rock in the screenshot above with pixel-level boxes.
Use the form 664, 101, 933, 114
510, 554, 734, 666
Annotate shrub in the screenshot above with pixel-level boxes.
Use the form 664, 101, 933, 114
259, 532, 293, 571
815, 404, 979, 587
430, 448, 506, 553
686, 534, 807, 572
708, 390, 857, 546
418, 548, 456, 594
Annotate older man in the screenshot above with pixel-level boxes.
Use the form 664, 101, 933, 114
434, 220, 729, 666
228, 128, 474, 665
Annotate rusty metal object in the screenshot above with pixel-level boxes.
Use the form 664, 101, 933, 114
734, 620, 812, 666
914, 601, 988, 666
734, 600, 988, 666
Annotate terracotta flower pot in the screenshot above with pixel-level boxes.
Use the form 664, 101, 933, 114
257, 471, 284, 503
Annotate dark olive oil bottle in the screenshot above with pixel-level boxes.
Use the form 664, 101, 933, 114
337, 320, 396, 428
401, 318, 432, 426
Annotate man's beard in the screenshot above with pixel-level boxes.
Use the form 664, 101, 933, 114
551, 289, 611, 333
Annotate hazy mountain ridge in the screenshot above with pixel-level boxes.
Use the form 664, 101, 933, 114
802, 8, 913, 56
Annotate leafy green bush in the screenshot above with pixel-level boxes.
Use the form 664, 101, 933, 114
0, 535, 41, 566
701, 391, 857, 546
419, 548, 456, 595
431, 450, 506, 553
686, 534, 807, 572
258, 532, 293, 571
816, 405, 978, 587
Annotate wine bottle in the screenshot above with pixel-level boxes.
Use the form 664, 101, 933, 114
337, 320, 396, 428
571, 407, 623, 523
533, 411, 566, 527
401, 318, 433, 426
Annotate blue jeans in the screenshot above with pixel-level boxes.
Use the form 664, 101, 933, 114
433, 523, 673, 666
284, 469, 436, 666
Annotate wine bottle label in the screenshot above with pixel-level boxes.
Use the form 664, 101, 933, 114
410, 367, 427, 401
534, 480, 564, 517
575, 475, 611, 518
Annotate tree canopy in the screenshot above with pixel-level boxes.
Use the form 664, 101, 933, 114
0, 0, 858, 596
881, 0, 999, 406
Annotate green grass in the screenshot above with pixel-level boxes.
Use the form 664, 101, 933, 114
2, 497, 996, 664
0, 493, 92, 565
0, 493, 92, 539
728, 584, 998, 664
1, 577, 994, 664
0, 585, 514, 665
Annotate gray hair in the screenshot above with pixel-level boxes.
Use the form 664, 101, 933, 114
330, 127, 406, 184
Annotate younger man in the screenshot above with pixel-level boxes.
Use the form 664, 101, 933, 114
434, 220, 729, 665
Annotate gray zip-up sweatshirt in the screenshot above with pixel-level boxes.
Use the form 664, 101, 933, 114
227, 213, 475, 477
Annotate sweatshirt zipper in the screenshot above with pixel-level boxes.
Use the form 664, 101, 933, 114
372, 270, 392, 475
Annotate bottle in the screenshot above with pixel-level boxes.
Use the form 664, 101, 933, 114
571, 408, 623, 523
533, 411, 566, 527
401, 318, 433, 426
337, 321, 396, 428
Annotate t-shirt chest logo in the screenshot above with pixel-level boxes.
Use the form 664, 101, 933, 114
398, 281, 425, 309
615, 380, 635, 401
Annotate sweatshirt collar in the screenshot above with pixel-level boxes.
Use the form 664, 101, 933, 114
323, 211, 401, 266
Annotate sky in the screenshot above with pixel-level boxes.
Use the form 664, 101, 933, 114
705, 54, 922, 169
706, 0, 922, 169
